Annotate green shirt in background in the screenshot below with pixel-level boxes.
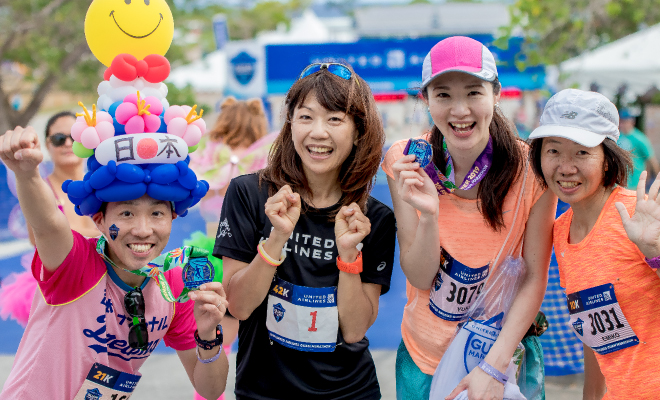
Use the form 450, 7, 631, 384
618, 127, 655, 189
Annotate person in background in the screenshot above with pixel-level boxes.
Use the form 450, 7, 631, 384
188, 97, 276, 400
0, 111, 99, 327
529, 88, 660, 399
618, 108, 659, 189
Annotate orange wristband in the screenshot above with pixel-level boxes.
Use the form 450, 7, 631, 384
337, 251, 363, 274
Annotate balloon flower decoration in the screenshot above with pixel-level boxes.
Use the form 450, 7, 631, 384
62, 0, 209, 217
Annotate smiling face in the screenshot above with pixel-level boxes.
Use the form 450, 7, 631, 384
291, 92, 358, 183
425, 71, 499, 154
540, 137, 608, 207
46, 115, 82, 168
93, 195, 174, 270
85, 0, 174, 67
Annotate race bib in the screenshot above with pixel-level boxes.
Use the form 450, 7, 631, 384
567, 283, 639, 355
74, 363, 140, 400
266, 276, 339, 352
430, 249, 489, 321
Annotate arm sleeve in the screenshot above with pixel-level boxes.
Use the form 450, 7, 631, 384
32, 231, 106, 305
163, 267, 197, 351
213, 176, 261, 264
360, 205, 397, 295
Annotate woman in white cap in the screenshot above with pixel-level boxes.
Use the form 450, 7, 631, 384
528, 88, 660, 399
382, 36, 556, 399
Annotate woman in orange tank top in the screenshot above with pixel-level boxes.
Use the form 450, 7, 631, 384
528, 89, 660, 399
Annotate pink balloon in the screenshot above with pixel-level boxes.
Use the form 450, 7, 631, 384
144, 96, 163, 116
96, 111, 113, 124
116, 102, 138, 125
75, 116, 86, 124
183, 124, 202, 147
95, 121, 115, 142
71, 121, 87, 142
80, 127, 101, 149
124, 115, 145, 135
123, 93, 139, 105
164, 106, 186, 124
167, 117, 188, 137
144, 114, 161, 133
191, 118, 206, 135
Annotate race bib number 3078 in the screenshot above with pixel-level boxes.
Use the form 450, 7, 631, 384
567, 283, 639, 355
429, 249, 489, 321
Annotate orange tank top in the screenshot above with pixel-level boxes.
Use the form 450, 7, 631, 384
554, 187, 660, 399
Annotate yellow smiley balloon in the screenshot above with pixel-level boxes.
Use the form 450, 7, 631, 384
85, 0, 174, 67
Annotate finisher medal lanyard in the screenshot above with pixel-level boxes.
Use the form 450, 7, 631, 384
96, 236, 216, 303
404, 137, 493, 195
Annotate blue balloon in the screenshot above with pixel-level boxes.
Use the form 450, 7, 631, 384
89, 165, 117, 190
79, 195, 103, 216
178, 167, 197, 190
108, 101, 122, 118
150, 164, 179, 184
96, 182, 147, 202
66, 180, 91, 198
113, 119, 126, 135
87, 155, 101, 172
192, 180, 209, 198
147, 182, 190, 202
157, 115, 167, 133
116, 164, 146, 183
174, 197, 194, 215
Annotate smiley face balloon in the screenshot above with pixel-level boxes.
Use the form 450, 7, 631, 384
85, 0, 174, 67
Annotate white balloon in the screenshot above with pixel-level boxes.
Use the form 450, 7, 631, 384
97, 95, 113, 112
95, 133, 189, 166
109, 75, 130, 88
160, 83, 168, 97
97, 81, 112, 96
110, 86, 139, 102
161, 98, 170, 110
134, 80, 145, 90
140, 87, 162, 98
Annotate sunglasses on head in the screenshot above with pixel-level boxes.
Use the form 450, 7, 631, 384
48, 133, 73, 147
299, 63, 354, 81
124, 287, 149, 350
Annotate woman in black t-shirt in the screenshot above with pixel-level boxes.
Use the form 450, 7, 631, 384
214, 63, 396, 399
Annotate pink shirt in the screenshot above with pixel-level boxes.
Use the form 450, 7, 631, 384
0, 231, 196, 399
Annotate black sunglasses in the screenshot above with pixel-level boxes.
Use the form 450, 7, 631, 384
48, 133, 73, 147
299, 63, 354, 81
124, 287, 149, 350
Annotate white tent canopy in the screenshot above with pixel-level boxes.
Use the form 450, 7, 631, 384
561, 23, 660, 100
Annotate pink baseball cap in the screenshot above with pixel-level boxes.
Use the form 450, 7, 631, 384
421, 36, 498, 89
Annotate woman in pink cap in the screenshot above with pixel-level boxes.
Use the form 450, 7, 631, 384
381, 36, 556, 399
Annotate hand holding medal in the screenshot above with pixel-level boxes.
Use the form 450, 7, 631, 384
392, 139, 440, 216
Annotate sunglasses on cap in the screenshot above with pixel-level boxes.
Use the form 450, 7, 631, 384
124, 287, 149, 350
48, 133, 73, 147
299, 63, 355, 82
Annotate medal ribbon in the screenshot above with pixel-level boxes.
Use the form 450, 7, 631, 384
96, 236, 212, 303
404, 137, 493, 195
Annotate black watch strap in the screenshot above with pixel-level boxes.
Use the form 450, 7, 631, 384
194, 324, 223, 350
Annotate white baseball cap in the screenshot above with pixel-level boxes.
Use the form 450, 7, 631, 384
529, 89, 620, 147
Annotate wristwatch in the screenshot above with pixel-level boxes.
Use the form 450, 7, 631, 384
194, 324, 223, 350
337, 251, 363, 274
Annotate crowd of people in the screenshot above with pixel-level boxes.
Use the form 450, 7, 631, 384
0, 35, 659, 400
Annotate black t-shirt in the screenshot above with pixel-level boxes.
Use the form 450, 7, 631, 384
215, 173, 396, 400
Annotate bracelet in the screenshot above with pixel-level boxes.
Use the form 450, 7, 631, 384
196, 346, 222, 364
477, 360, 508, 385
645, 255, 660, 269
337, 251, 363, 274
257, 240, 286, 267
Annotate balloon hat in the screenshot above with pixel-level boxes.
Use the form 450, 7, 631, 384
63, 0, 209, 217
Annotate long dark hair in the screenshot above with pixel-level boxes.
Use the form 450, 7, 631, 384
260, 65, 385, 215
425, 78, 525, 231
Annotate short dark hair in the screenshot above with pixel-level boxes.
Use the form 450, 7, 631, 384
45, 111, 76, 138
529, 138, 633, 189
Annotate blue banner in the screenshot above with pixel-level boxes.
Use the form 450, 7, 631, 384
266, 36, 545, 94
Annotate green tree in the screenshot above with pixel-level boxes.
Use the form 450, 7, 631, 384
500, 0, 660, 66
